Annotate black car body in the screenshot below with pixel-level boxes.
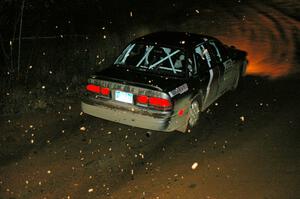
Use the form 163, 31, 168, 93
81, 31, 248, 132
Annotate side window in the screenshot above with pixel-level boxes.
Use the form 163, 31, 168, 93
202, 43, 220, 65
207, 41, 222, 63
212, 41, 229, 61
194, 45, 210, 75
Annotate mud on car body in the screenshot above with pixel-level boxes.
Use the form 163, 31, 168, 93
81, 31, 248, 132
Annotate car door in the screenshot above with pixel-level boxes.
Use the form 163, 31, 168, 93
194, 43, 220, 109
209, 40, 237, 93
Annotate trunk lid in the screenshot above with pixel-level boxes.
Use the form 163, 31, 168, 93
85, 66, 185, 111
94, 66, 187, 93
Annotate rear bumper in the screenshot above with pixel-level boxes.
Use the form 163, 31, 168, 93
81, 101, 186, 132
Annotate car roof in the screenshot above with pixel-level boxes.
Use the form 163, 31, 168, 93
133, 31, 218, 48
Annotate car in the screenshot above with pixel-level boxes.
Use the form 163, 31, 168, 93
81, 31, 248, 133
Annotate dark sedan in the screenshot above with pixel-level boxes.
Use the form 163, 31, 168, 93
81, 31, 248, 132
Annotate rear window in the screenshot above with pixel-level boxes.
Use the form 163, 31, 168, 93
114, 43, 186, 76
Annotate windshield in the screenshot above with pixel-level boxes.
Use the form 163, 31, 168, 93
114, 43, 186, 76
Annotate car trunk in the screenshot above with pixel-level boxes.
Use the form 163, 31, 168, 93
84, 66, 186, 112
94, 66, 187, 91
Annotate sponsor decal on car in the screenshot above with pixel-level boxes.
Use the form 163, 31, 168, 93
168, 83, 189, 97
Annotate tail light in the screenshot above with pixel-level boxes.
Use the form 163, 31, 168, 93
136, 95, 148, 104
86, 84, 100, 93
101, 87, 110, 96
86, 84, 110, 97
136, 95, 172, 110
149, 97, 172, 108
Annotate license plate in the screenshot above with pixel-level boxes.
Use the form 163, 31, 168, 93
115, 90, 133, 104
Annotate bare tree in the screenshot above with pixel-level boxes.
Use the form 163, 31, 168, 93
17, 0, 25, 79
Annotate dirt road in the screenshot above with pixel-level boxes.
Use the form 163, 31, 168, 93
0, 75, 299, 199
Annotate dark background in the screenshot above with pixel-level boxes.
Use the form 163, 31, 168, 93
1, 0, 299, 114
0, 1, 299, 198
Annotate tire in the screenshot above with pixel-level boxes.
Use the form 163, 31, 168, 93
187, 100, 201, 128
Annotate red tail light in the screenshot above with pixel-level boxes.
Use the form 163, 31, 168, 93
86, 84, 110, 97
101, 87, 110, 96
86, 84, 100, 93
136, 95, 148, 104
135, 95, 171, 110
149, 97, 172, 108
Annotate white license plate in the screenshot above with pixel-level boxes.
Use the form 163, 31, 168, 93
115, 90, 133, 104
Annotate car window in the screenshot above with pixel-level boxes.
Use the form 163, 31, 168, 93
211, 40, 229, 61
194, 44, 210, 75
204, 42, 222, 64
208, 41, 222, 62
114, 43, 186, 77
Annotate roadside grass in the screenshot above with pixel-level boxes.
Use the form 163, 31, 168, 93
0, 34, 124, 115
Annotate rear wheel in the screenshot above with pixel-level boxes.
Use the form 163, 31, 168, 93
188, 100, 201, 128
